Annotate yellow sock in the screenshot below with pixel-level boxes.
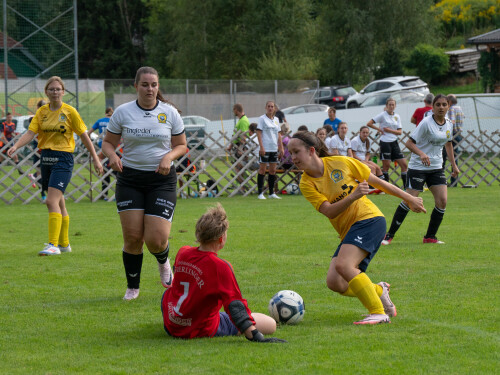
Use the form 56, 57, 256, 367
342, 283, 383, 297
48, 212, 63, 247
58, 215, 70, 247
349, 273, 385, 315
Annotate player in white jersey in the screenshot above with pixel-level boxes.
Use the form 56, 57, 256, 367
102, 67, 187, 300
351, 126, 385, 181
256, 101, 284, 200
367, 98, 408, 188
326, 122, 353, 157
382, 95, 460, 245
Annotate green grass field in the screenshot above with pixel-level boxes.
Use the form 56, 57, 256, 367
1, 186, 499, 374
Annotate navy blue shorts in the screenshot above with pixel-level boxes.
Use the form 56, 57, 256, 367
40, 150, 74, 193
116, 166, 177, 222
214, 312, 239, 337
333, 217, 386, 272
259, 152, 278, 164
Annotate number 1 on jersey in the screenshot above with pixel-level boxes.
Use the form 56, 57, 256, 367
173, 282, 189, 316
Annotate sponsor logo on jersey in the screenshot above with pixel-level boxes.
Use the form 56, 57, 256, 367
330, 169, 343, 183
143, 112, 153, 118
446, 130, 451, 139
157, 113, 167, 123
58, 113, 67, 122
43, 125, 66, 134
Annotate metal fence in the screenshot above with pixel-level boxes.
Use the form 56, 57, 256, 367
1, 128, 498, 205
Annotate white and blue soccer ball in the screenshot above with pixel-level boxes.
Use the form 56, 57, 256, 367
285, 183, 300, 195
268, 290, 305, 325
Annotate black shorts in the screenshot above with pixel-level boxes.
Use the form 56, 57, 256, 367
40, 150, 74, 193
380, 140, 404, 161
406, 168, 446, 192
259, 152, 278, 164
116, 166, 177, 222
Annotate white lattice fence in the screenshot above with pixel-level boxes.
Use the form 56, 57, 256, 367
1, 130, 499, 204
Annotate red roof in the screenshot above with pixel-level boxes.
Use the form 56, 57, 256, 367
0, 32, 23, 49
0, 63, 18, 79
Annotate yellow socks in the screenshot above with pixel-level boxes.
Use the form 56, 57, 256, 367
58, 215, 70, 247
342, 282, 383, 297
48, 212, 62, 246
348, 273, 385, 315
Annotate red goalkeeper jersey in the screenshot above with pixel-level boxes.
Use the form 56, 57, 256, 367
161, 246, 255, 339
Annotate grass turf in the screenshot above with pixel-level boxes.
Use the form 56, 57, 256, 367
0, 186, 498, 374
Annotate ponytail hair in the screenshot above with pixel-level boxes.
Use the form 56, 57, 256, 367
291, 131, 331, 158
359, 125, 370, 150
134, 66, 181, 113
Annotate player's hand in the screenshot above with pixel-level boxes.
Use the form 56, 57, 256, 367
451, 166, 460, 178
93, 159, 104, 175
352, 180, 370, 200
108, 154, 123, 172
7, 145, 17, 158
246, 329, 287, 343
407, 196, 426, 213
259, 148, 266, 156
420, 153, 430, 167
278, 148, 284, 159
156, 155, 172, 175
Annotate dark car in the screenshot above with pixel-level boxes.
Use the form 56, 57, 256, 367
303, 86, 358, 109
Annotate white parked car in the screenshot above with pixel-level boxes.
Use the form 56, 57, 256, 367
346, 76, 429, 109
359, 91, 425, 108
281, 104, 329, 115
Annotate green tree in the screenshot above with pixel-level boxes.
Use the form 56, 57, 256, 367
78, 0, 148, 78
405, 43, 449, 84
315, 0, 436, 85
145, 0, 315, 79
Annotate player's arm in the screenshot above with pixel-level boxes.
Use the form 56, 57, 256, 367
410, 116, 417, 125
405, 138, 430, 167
367, 174, 426, 213
80, 132, 103, 175
7, 130, 36, 157
347, 148, 353, 157
444, 141, 460, 177
318, 181, 370, 220
256, 129, 265, 155
157, 133, 187, 175
102, 132, 123, 172
228, 301, 286, 343
367, 119, 382, 133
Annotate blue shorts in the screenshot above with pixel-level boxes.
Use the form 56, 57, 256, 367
333, 217, 386, 272
40, 150, 74, 193
214, 312, 239, 337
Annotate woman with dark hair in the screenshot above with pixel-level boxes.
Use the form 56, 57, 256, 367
382, 94, 459, 245
102, 66, 187, 300
256, 101, 284, 200
287, 131, 425, 325
327, 122, 353, 157
367, 97, 408, 187
8, 76, 103, 256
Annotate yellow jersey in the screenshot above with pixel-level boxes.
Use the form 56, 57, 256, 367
300, 156, 384, 240
28, 103, 87, 152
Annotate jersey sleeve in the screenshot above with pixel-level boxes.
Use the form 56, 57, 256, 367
69, 107, 87, 136
345, 156, 371, 182
217, 260, 255, 328
107, 109, 122, 135
170, 108, 184, 136
410, 119, 427, 142
257, 116, 265, 131
372, 112, 384, 124
329, 137, 339, 150
300, 177, 329, 212
28, 109, 42, 134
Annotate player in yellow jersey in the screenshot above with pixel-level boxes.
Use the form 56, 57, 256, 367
287, 131, 426, 325
8, 76, 103, 256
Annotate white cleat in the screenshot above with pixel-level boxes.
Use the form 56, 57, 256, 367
123, 288, 140, 300
353, 314, 390, 325
378, 282, 397, 317
258, 193, 266, 200
158, 259, 173, 288
268, 193, 281, 199
39, 243, 61, 256
59, 244, 72, 253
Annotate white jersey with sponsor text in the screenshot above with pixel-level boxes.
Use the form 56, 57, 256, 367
107, 100, 184, 171
350, 135, 369, 160
328, 134, 351, 156
408, 115, 453, 170
372, 111, 402, 142
257, 114, 280, 152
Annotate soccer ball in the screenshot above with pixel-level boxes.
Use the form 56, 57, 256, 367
268, 290, 305, 325
285, 183, 300, 195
